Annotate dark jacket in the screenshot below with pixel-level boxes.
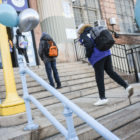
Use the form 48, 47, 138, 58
79, 24, 111, 66
80, 26, 93, 58
38, 33, 56, 63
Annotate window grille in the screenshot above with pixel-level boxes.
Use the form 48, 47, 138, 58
115, 0, 137, 33
72, 0, 101, 28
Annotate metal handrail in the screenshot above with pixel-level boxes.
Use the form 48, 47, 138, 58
18, 55, 120, 140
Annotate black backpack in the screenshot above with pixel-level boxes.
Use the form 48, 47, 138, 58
90, 26, 115, 51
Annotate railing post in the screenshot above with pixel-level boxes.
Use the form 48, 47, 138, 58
63, 105, 79, 140
74, 39, 78, 61
125, 48, 131, 74
18, 55, 39, 131
131, 49, 139, 82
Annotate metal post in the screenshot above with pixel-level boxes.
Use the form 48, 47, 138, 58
125, 47, 131, 74
0, 23, 25, 116
18, 55, 39, 130
131, 49, 139, 82
63, 105, 79, 140
74, 39, 78, 61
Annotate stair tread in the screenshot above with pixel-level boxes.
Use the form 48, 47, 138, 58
45, 103, 140, 140
0, 83, 139, 140
0, 61, 139, 140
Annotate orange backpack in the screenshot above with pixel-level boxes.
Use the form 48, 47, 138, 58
48, 41, 58, 57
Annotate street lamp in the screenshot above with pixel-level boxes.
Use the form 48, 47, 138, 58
109, 17, 119, 38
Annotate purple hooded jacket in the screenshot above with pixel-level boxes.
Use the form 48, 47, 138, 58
88, 46, 111, 66
79, 25, 111, 66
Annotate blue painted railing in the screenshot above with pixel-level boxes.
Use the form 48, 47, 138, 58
18, 55, 120, 140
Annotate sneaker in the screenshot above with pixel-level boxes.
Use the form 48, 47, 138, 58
94, 99, 108, 106
126, 85, 134, 98
56, 83, 61, 89
56, 86, 62, 89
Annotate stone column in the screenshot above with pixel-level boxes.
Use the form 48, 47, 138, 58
36, 0, 77, 62
28, 0, 42, 64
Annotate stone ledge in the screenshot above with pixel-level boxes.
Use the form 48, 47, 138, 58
0, 112, 27, 127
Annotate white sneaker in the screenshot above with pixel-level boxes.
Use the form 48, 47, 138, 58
94, 99, 108, 106
126, 86, 134, 98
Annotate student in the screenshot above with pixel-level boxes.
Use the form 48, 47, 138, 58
13, 29, 29, 64
9, 39, 13, 53
77, 24, 134, 106
38, 32, 61, 89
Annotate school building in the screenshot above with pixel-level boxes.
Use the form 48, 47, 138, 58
0, 0, 140, 67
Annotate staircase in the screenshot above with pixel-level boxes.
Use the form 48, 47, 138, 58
0, 61, 139, 140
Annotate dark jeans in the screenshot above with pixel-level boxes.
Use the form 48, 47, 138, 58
18, 49, 29, 63
93, 55, 128, 99
45, 60, 61, 87
0, 62, 2, 69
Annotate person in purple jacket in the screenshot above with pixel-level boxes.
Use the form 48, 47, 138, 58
77, 24, 134, 106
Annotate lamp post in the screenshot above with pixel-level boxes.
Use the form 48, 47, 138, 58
109, 17, 116, 32
0, 1, 25, 116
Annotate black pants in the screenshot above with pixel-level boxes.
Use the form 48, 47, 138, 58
18, 49, 29, 63
93, 55, 128, 99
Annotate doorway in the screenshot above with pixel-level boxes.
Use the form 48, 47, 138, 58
7, 27, 18, 67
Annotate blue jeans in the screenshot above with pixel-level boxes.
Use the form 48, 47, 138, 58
45, 60, 61, 87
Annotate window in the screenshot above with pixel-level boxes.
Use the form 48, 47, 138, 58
72, 0, 101, 28
115, 0, 137, 33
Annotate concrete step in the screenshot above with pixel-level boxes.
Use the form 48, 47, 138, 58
45, 103, 140, 140
0, 83, 139, 140
0, 81, 119, 127
110, 119, 140, 140
30, 82, 119, 110
0, 61, 87, 77
0, 75, 115, 100
0, 62, 95, 100
0, 68, 95, 93
0, 69, 112, 99
0, 63, 92, 85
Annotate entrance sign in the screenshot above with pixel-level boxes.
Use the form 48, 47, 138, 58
0, 3, 18, 27
3, 0, 28, 11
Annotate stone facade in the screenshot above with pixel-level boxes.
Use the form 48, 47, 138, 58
99, 0, 140, 45
28, 0, 42, 64
29, 0, 140, 64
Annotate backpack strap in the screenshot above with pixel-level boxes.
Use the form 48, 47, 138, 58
90, 37, 96, 48
48, 40, 54, 46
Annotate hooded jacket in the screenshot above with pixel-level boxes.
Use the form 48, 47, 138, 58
38, 33, 56, 63
78, 24, 111, 66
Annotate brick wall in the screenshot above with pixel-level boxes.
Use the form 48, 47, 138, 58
99, 0, 140, 45
99, 0, 119, 31
115, 34, 140, 45
28, 0, 42, 64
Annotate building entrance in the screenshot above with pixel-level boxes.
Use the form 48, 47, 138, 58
0, 27, 38, 69
7, 27, 18, 67
12, 27, 37, 67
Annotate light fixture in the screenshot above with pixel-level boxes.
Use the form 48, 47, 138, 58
109, 18, 116, 25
